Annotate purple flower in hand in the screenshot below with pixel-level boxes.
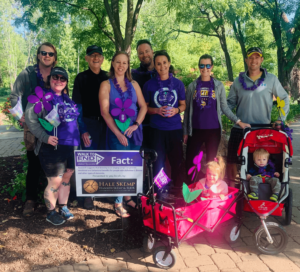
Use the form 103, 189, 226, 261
188, 151, 203, 181
111, 98, 135, 123
27, 86, 53, 114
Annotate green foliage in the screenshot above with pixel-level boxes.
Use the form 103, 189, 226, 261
2, 142, 28, 202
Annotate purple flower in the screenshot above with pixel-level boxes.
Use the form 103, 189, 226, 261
188, 151, 203, 181
111, 98, 135, 123
27, 86, 53, 114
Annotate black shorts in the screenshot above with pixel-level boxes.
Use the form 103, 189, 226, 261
39, 144, 75, 177
227, 127, 244, 164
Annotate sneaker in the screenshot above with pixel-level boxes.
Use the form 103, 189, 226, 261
248, 192, 259, 200
60, 206, 74, 220
46, 210, 65, 225
270, 194, 279, 202
23, 200, 35, 217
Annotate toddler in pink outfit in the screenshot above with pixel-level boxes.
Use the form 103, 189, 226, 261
192, 156, 228, 198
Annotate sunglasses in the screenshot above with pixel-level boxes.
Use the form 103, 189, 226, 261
199, 64, 212, 69
51, 75, 67, 82
40, 51, 55, 57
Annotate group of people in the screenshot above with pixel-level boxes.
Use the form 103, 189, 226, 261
10, 40, 290, 224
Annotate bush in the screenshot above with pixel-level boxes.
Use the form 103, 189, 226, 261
0, 87, 10, 97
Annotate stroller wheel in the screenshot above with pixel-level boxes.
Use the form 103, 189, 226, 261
284, 188, 293, 226
143, 234, 156, 253
254, 222, 288, 255
153, 246, 176, 269
224, 224, 241, 244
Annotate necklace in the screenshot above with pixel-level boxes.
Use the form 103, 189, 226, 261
113, 77, 133, 102
195, 76, 214, 109
157, 73, 174, 106
239, 69, 266, 91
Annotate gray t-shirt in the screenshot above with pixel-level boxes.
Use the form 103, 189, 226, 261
227, 69, 289, 128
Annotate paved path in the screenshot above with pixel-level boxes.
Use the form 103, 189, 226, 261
0, 125, 24, 157
1, 121, 300, 272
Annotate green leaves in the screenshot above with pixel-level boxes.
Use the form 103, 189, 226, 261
115, 118, 131, 132
182, 183, 202, 203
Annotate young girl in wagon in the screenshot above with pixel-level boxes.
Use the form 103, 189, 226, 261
192, 156, 228, 198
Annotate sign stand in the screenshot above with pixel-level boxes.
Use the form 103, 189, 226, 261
93, 197, 124, 241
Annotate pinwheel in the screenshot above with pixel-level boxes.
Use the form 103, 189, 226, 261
277, 97, 285, 117
27, 86, 53, 114
188, 151, 203, 181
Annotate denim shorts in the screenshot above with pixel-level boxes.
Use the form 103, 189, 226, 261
39, 144, 76, 177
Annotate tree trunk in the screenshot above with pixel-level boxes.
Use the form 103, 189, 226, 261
232, 19, 247, 71
218, 28, 234, 81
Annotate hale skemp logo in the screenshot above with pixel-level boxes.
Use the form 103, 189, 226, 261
83, 180, 99, 193
77, 153, 104, 165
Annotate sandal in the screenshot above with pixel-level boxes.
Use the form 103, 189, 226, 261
114, 204, 130, 218
123, 198, 138, 209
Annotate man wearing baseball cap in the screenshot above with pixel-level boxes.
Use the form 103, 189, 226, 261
226, 47, 290, 182
72, 45, 108, 209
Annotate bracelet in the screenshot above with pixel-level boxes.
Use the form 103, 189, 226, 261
133, 121, 140, 127
177, 107, 181, 114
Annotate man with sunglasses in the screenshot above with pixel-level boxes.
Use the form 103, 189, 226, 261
72, 45, 108, 209
10, 42, 57, 217
226, 47, 290, 182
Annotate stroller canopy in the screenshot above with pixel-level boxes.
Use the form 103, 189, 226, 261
237, 129, 293, 156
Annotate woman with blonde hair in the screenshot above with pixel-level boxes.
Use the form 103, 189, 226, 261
99, 51, 147, 217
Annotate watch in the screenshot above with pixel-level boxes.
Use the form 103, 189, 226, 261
177, 107, 181, 114
133, 121, 140, 127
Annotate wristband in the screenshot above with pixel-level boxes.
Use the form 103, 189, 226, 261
177, 107, 181, 114
236, 119, 241, 124
133, 121, 140, 127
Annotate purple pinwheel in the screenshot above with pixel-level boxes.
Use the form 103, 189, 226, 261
111, 98, 135, 123
27, 86, 53, 114
188, 151, 203, 181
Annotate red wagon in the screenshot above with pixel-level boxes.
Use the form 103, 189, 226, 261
138, 148, 243, 270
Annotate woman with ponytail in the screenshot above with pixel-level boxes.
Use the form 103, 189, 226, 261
143, 50, 186, 192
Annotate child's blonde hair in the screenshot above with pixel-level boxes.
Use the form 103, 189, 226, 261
206, 156, 225, 179
253, 148, 270, 160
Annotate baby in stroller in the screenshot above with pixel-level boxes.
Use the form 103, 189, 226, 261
192, 156, 228, 198
247, 148, 281, 202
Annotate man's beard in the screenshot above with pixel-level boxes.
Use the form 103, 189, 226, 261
141, 58, 152, 68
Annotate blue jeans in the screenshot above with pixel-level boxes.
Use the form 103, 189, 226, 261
107, 129, 140, 204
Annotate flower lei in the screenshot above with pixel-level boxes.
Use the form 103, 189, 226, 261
157, 73, 173, 106
195, 76, 214, 109
281, 122, 293, 140
239, 69, 267, 91
113, 77, 133, 102
257, 160, 275, 177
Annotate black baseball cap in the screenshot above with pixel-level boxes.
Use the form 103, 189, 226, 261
86, 45, 103, 56
246, 47, 263, 57
50, 67, 68, 80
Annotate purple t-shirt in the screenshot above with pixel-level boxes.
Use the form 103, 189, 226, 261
143, 77, 185, 130
192, 81, 220, 129
47, 95, 80, 146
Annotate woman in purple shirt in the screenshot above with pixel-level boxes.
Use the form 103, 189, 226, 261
143, 50, 186, 194
25, 67, 79, 226
183, 55, 249, 181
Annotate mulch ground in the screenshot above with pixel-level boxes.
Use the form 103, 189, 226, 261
0, 156, 143, 272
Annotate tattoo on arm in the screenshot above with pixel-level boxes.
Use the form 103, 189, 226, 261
62, 181, 70, 186
50, 187, 59, 193
44, 198, 51, 210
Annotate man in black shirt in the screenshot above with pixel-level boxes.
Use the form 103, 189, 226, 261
132, 40, 156, 148
72, 45, 108, 209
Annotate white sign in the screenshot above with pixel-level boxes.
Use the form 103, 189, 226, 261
75, 150, 143, 197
